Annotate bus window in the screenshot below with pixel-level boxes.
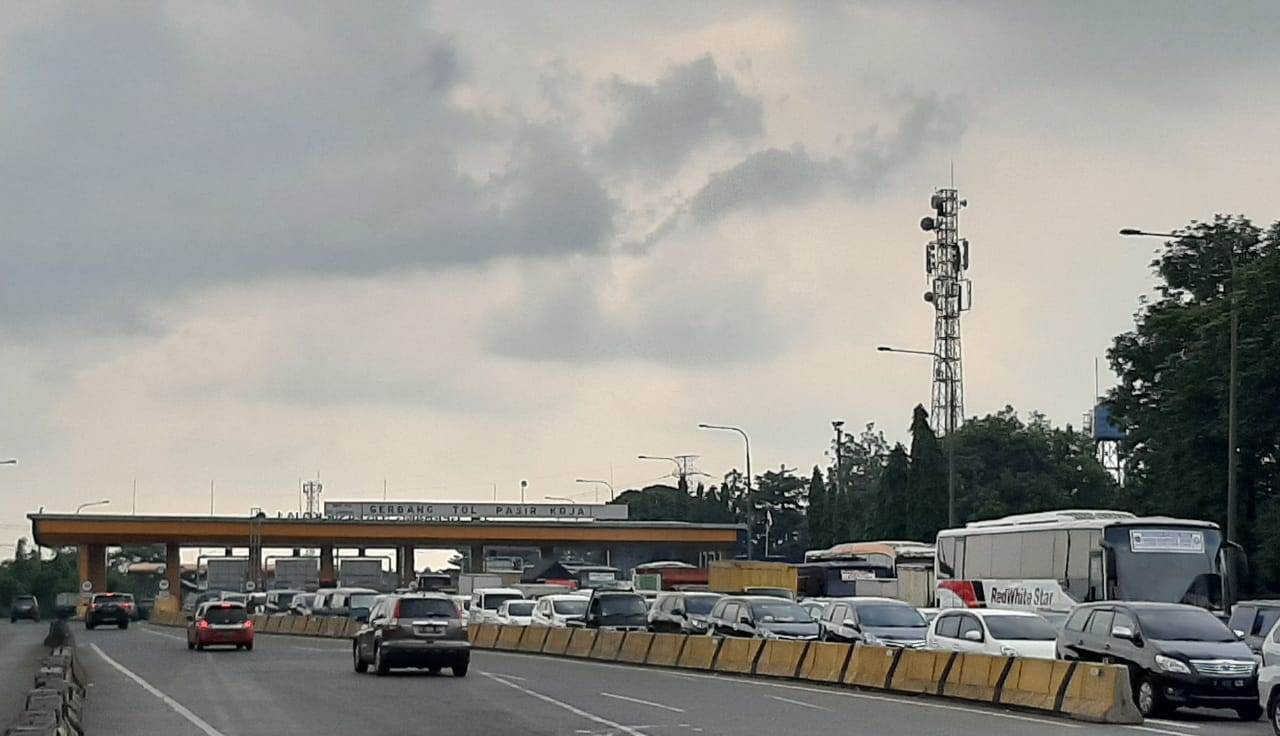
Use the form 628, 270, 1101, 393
965, 534, 992, 579
1066, 530, 1094, 601
991, 533, 1022, 578
938, 537, 955, 579
1020, 530, 1057, 579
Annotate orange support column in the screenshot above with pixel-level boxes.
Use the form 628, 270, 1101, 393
78, 544, 107, 601
319, 545, 335, 584
400, 545, 416, 587
157, 543, 183, 613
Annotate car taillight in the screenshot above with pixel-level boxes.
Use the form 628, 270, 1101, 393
393, 601, 403, 618
121, 602, 133, 609
197, 620, 210, 629
244, 620, 253, 629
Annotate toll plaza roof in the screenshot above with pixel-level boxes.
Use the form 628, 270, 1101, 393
28, 513, 745, 548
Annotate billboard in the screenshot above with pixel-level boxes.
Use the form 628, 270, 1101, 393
322, 501, 629, 522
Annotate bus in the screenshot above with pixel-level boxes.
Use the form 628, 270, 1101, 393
934, 510, 1239, 615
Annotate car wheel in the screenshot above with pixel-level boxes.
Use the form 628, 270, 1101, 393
1135, 676, 1165, 718
1269, 690, 1280, 734
452, 660, 469, 678
195, 642, 204, 651
374, 645, 389, 676
119, 621, 128, 630
244, 642, 253, 652
427, 666, 442, 675
353, 643, 368, 673
86, 621, 95, 631
187, 639, 195, 650
1236, 703, 1263, 722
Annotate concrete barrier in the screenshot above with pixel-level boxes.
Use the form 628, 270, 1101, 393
617, 632, 654, 664
251, 613, 267, 629
471, 624, 500, 649
565, 628, 598, 658
263, 616, 282, 634
753, 639, 809, 678
889, 649, 954, 694
1057, 662, 1141, 724
495, 624, 524, 651
519, 626, 548, 653
998, 658, 1074, 711
345, 619, 362, 638
797, 641, 853, 683
676, 635, 721, 670
286, 616, 306, 635
713, 637, 762, 675
844, 644, 901, 689
645, 633, 686, 667
542, 627, 573, 655
322, 617, 346, 638
942, 652, 1011, 703
6, 638, 87, 736
306, 616, 327, 636
589, 630, 626, 661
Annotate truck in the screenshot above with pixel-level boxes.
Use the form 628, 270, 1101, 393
707, 560, 797, 595
338, 558, 387, 591
457, 573, 504, 596
273, 557, 319, 591
205, 557, 249, 592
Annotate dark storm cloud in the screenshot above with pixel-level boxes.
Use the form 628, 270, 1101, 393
595, 56, 764, 176
0, 5, 614, 331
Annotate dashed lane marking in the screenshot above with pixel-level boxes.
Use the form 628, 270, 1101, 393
482, 672, 648, 736
768, 694, 831, 712
600, 692, 686, 713
89, 643, 226, 736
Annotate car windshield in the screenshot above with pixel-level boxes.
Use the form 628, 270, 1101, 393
984, 616, 1057, 640
222, 594, 246, 604
483, 593, 523, 610
349, 594, 378, 608
397, 598, 458, 618
96, 594, 129, 603
1137, 609, 1236, 642
685, 596, 720, 616
857, 605, 926, 628
505, 601, 535, 616
553, 599, 588, 615
16, 596, 36, 603
205, 606, 247, 624
599, 596, 648, 617
749, 601, 812, 623
272, 592, 298, 606
1254, 608, 1280, 637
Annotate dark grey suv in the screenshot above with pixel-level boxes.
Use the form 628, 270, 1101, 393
1057, 601, 1260, 720
10, 595, 40, 622
648, 592, 722, 634
353, 594, 470, 677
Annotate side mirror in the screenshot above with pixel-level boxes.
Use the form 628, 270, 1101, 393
1111, 625, 1136, 641
963, 630, 982, 642
844, 619, 859, 629
1234, 629, 1246, 639
185, 614, 194, 622
671, 608, 685, 617
738, 615, 752, 626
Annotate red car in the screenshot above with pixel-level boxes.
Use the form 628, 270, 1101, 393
187, 601, 254, 651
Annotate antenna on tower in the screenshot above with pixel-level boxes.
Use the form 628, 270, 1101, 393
302, 478, 323, 517
918, 185, 972, 435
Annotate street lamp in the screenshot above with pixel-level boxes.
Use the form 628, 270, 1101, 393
0, 459, 15, 465
574, 479, 614, 502
698, 423, 754, 558
544, 495, 576, 504
1120, 227, 1239, 544
877, 345, 957, 526
76, 499, 110, 514
637, 454, 682, 472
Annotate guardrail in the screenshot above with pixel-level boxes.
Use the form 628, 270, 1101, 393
468, 624, 1142, 725
147, 610, 361, 639
5, 619, 88, 736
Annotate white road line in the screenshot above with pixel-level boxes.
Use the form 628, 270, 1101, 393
600, 692, 686, 713
1124, 727, 1199, 736
481, 673, 647, 736
479, 672, 527, 681
293, 646, 343, 653
137, 626, 186, 643
89, 643, 226, 736
477, 651, 1081, 730
767, 694, 831, 712
1143, 721, 1198, 730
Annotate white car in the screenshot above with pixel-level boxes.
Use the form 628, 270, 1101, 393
467, 588, 525, 625
496, 599, 535, 626
927, 608, 1058, 659
530, 594, 590, 628
1258, 618, 1280, 734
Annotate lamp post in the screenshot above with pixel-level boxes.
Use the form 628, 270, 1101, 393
877, 345, 957, 526
545, 495, 576, 504
574, 479, 614, 502
76, 499, 110, 514
0, 459, 16, 465
1120, 227, 1239, 544
699, 423, 754, 558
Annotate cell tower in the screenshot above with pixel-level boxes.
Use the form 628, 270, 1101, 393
302, 479, 323, 517
919, 187, 972, 436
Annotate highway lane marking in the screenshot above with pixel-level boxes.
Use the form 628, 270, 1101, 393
767, 694, 831, 712
476, 651, 1081, 730
1142, 722, 1198, 730
600, 692, 686, 713
482, 672, 647, 736
1124, 727, 1202, 736
89, 643, 227, 736
137, 626, 187, 643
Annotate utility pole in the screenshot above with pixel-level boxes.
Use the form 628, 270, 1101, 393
699, 424, 753, 559
831, 421, 844, 543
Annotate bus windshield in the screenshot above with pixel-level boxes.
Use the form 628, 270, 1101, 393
1105, 526, 1224, 609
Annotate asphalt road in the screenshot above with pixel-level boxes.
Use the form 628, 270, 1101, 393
73, 623, 1269, 736
0, 620, 49, 724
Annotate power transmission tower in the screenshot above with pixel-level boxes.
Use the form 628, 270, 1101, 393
920, 187, 972, 436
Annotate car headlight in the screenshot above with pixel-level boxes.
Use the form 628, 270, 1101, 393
759, 629, 777, 639
1154, 655, 1191, 674
862, 632, 882, 646
999, 645, 1019, 657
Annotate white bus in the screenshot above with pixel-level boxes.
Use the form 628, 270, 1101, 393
934, 510, 1238, 615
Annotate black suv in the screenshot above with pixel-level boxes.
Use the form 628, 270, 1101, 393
648, 592, 723, 634
10, 595, 40, 622
1057, 601, 1260, 720
706, 595, 820, 640
572, 590, 649, 631
1227, 600, 1280, 654
353, 593, 470, 677
86, 593, 135, 630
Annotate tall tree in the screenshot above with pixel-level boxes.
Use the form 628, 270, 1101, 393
872, 444, 912, 539
906, 405, 947, 540
806, 466, 828, 550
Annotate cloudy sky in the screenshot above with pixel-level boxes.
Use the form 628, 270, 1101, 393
2, 2, 1279, 546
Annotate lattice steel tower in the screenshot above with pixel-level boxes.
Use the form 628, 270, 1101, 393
920, 188, 972, 436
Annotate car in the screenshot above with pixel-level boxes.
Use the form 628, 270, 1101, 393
817, 597, 928, 647
572, 589, 650, 631
310, 588, 338, 615
1228, 600, 1280, 654
353, 593, 470, 677
265, 589, 303, 614
927, 609, 1057, 659
347, 591, 382, 622
648, 592, 723, 634
289, 592, 317, 615
467, 588, 525, 625
187, 601, 254, 651
707, 596, 820, 640
450, 595, 471, 616
1259, 618, 1280, 734
530, 594, 589, 627
85, 592, 135, 629
743, 587, 795, 600
10, 595, 40, 622
1057, 601, 1260, 720
798, 598, 831, 622
496, 599, 535, 626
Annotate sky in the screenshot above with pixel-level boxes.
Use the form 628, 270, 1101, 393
3, 1, 1280, 553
